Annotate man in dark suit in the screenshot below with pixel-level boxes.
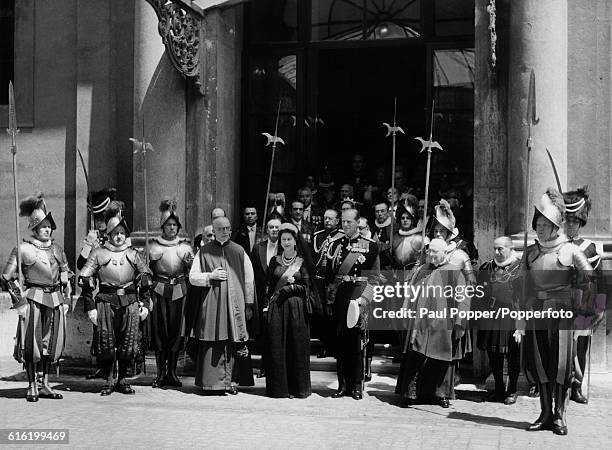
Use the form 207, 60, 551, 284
250, 216, 281, 377
288, 200, 315, 245
232, 206, 263, 254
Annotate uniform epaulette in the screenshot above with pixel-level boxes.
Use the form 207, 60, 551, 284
328, 233, 345, 243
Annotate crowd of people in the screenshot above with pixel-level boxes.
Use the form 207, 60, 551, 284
0, 174, 606, 437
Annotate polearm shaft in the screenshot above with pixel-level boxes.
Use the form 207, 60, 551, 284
77, 147, 95, 230
416, 100, 442, 261
129, 116, 154, 264
7, 81, 23, 288
142, 116, 149, 265
383, 98, 405, 262
389, 98, 397, 254
262, 100, 284, 226
521, 70, 539, 306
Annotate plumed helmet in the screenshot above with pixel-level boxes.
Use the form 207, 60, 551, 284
532, 187, 565, 230
398, 194, 419, 225
563, 186, 590, 226
104, 200, 130, 235
159, 199, 182, 230
433, 199, 458, 238
90, 187, 117, 217
19, 192, 56, 230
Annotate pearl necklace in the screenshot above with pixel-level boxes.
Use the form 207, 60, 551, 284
282, 253, 297, 266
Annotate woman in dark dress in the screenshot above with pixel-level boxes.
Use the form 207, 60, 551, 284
264, 223, 314, 398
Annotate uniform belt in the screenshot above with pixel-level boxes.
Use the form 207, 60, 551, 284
154, 274, 185, 285
26, 283, 61, 294
99, 283, 136, 295
336, 275, 368, 283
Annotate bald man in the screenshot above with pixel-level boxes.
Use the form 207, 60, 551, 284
188, 216, 255, 395
476, 236, 522, 405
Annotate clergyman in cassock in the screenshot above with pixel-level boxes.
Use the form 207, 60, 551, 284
395, 238, 470, 408
188, 216, 255, 395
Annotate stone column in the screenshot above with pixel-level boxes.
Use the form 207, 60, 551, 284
507, 0, 568, 236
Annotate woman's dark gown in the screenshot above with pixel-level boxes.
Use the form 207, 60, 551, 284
264, 256, 312, 398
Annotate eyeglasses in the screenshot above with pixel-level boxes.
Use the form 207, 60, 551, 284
215, 227, 231, 232
206, 233, 214, 238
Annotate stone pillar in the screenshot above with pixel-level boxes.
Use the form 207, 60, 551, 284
507, 0, 568, 235
473, 0, 511, 377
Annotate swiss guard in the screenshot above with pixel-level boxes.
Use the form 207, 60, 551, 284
78, 201, 153, 396
1, 193, 73, 402
149, 199, 194, 388
76, 187, 117, 380
520, 188, 593, 435
323, 208, 380, 400
563, 186, 607, 404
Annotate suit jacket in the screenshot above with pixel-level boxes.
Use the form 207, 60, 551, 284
250, 239, 278, 315
232, 223, 263, 254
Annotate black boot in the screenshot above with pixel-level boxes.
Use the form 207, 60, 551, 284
553, 383, 570, 436
38, 357, 62, 399
527, 383, 553, 431
115, 360, 135, 395
570, 381, 587, 404
25, 362, 38, 402
165, 351, 182, 387
152, 351, 166, 388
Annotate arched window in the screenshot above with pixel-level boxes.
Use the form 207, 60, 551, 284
0, 0, 15, 105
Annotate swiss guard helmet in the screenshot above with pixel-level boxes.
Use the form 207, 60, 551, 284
433, 199, 458, 239
159, 199, 182, 230
90, 187, 117, 218
104, 200, 130, 235
532, 187, 565, 230
563, 186, 591, 227
19, 192, 56, 231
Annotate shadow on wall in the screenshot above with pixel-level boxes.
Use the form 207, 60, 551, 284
133, 52, 187, 234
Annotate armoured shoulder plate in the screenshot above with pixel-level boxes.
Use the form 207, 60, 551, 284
149, 241, 164, 261
19, 242, 38, 266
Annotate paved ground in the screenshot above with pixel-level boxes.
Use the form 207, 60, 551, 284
0, 359, 610, 449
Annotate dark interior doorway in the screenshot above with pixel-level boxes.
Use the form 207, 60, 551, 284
312, 46, 427, 192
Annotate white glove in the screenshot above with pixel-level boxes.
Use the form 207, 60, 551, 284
139, 306, 149, 321
88, 309, 98, 325
15, 304, 28, 318
513, 329, 525, 344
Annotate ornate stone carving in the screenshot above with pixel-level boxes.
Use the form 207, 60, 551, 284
146, 0, 202, 85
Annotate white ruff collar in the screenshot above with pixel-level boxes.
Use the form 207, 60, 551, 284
495, 253, 518, 268
375, 217, 392, 228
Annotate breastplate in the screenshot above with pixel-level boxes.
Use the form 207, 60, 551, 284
98, 248, 136, 286
151, 245, 187, 277
529, 248, 572, 292
23, 245, 58, 286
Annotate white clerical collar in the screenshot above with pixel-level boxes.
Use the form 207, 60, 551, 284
375, 217, 391, 228
217, 237, 230, 245
495, 253, 518, 268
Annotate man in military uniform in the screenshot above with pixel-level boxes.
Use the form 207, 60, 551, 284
2, 193, 72, 402
298, 186, 324, 229
520, 188, 593, 435
324, 209, 379, 400
476, 236, 522, 405
76, 187, 117, 380
563, 186, 606, 404
149, 199, 194, 388
312, 209, 343, 358
78, 201, 153, 396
